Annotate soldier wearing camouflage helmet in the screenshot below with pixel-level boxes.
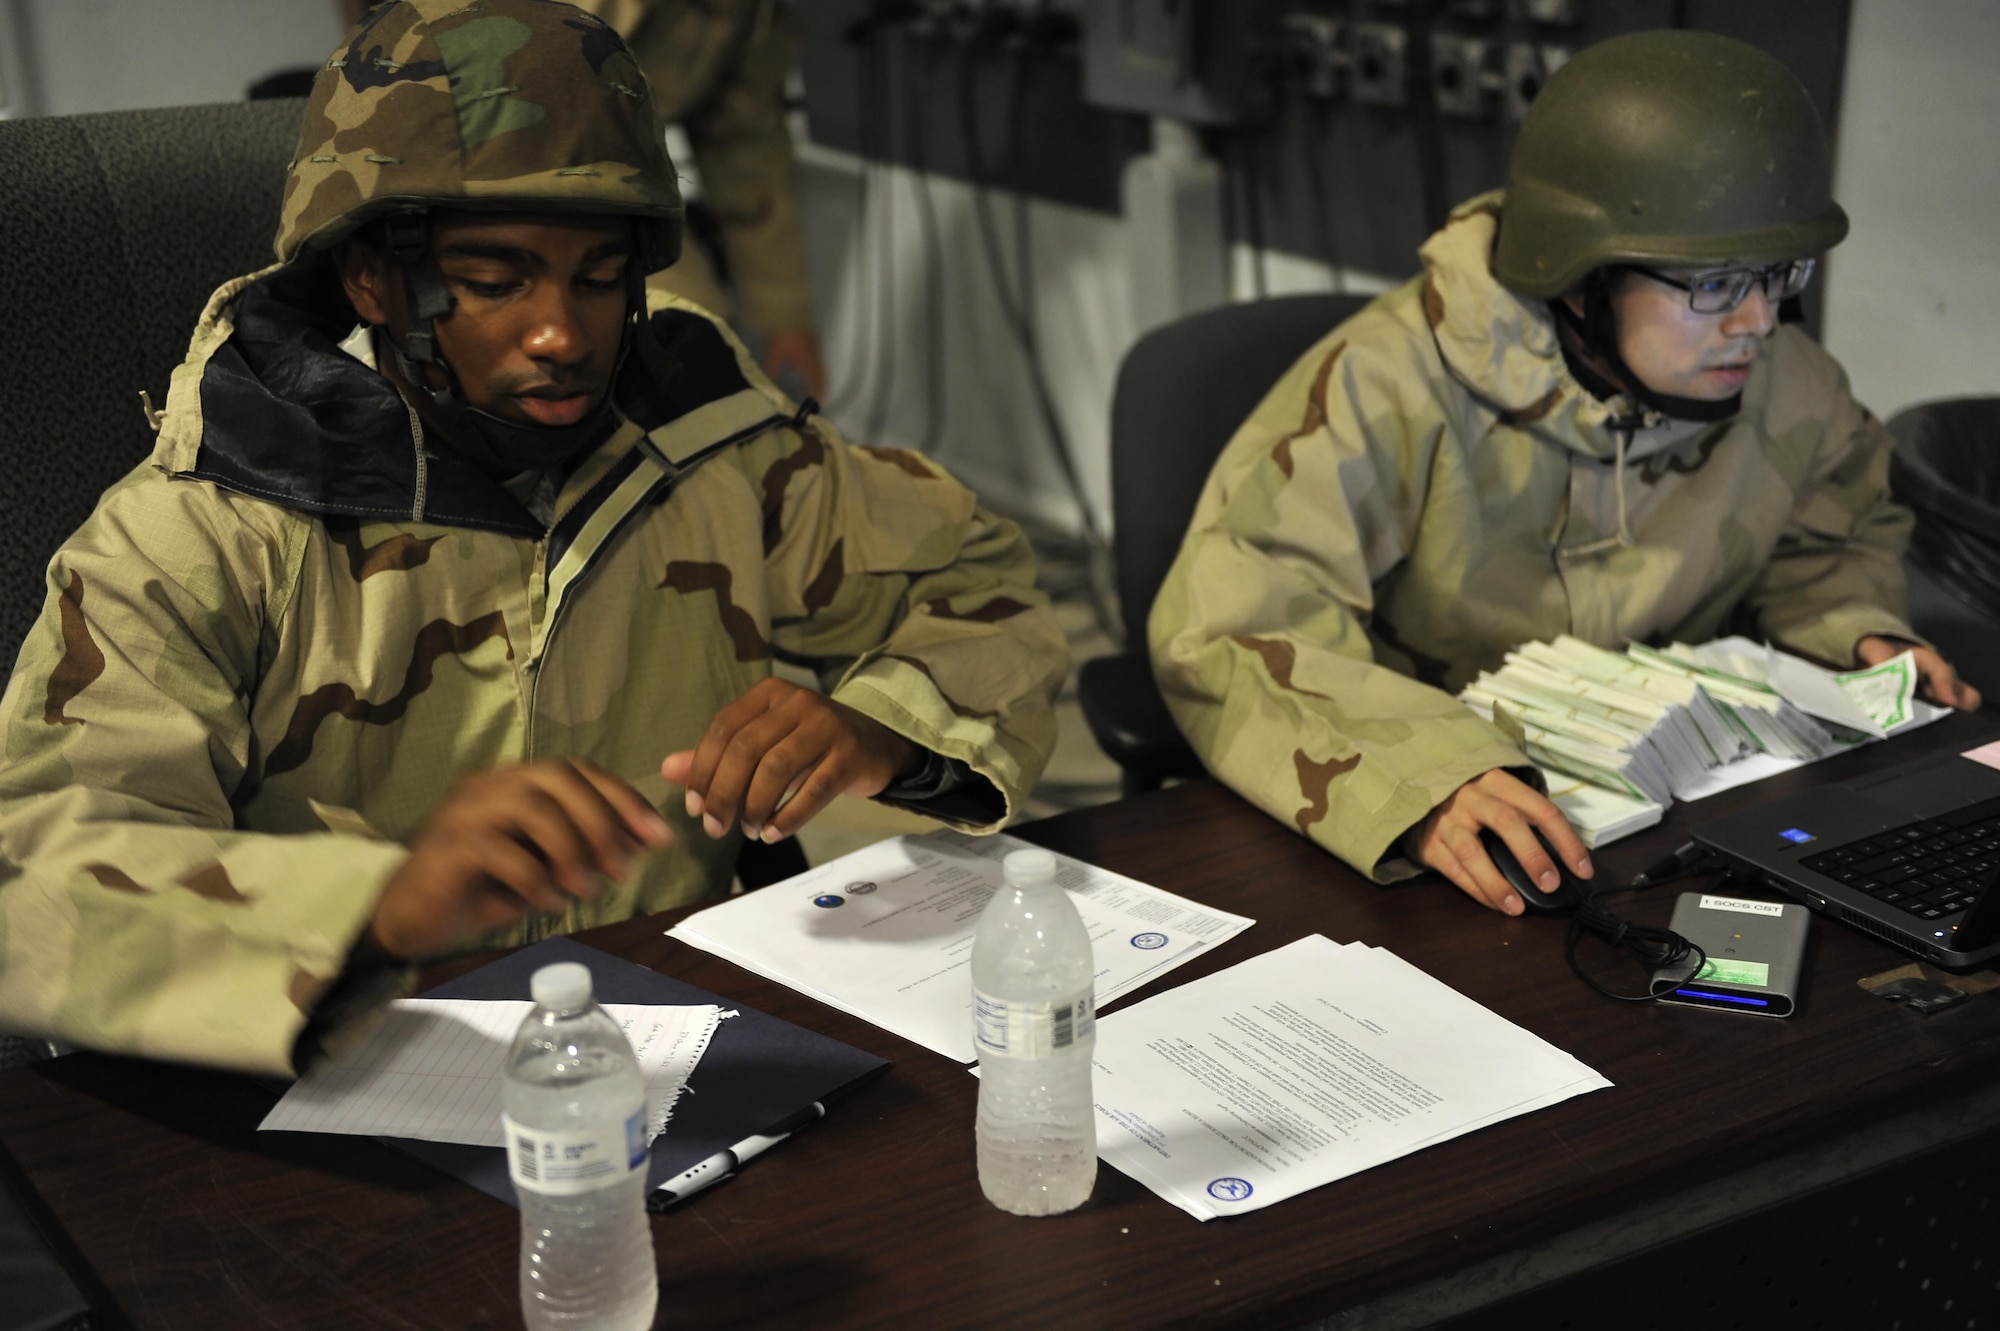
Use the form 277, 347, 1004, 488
0, 0, 1065, 1076
1151, 29, 1974, 920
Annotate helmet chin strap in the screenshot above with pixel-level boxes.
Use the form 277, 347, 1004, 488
1551, 271, 1743, 425
377, 211, 627, 474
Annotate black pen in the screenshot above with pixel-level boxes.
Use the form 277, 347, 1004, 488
649, 1101, 826, 1208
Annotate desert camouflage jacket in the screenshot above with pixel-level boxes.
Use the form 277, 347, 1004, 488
0, 261, 1063, 1074
572, 0, 814, 333
1150, 192, 1916, 884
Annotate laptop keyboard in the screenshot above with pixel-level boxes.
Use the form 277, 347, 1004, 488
1799, 795, 2000, 922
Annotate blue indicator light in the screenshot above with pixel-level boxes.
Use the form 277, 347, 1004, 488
1676, 988, 1771, 1008
1779, 828, 1815, 845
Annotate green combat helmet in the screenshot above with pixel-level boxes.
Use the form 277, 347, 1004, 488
275, 0, 685, 465
1492, 28, 1847, 298
1491, 30, 1849, 422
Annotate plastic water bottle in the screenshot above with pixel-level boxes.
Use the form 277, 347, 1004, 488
502, 962, 658, 1331
972, 847, 1098, 1216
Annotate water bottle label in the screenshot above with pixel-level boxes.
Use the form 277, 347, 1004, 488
972, 988, 1095, 1058
502, 1109, 648, 1196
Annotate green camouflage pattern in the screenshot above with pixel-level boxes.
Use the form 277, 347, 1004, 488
571, 0, 815, 332
0, 283, 1066, 1076
1492, 30, 1848, 299
1150, 192, 1915, 884
276, 0, 684, 267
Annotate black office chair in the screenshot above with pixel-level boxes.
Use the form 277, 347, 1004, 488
0, 100, 803, 915
1887, 396, 2000, 706
0, 100, 302, 1080
1077, 293, 1374, 795
0, 100, 306, 673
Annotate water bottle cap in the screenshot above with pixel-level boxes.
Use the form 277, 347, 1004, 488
1002, 847, 1058, 887
530, 962, 594, 1010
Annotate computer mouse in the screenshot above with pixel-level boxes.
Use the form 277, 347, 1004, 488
1477, 828, 1593, 916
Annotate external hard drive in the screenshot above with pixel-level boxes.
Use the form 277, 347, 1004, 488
1650, 892, 1810, 1017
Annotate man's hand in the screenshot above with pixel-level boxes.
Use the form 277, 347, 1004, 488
367, 760, 672, 962
1857, 636, 1982, 711
1409, 769, 1593, 916
762, 328, 827, 401
663, 677, 920, 845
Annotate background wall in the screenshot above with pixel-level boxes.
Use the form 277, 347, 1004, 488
1, 0, 343, 117
1821, 0, 2000, 421
8, 0, 1995, 537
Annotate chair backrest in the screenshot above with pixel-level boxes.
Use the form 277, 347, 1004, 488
1108, 292, 1374, 640
1886, 396, 2000, 698
0, 99, 303, 669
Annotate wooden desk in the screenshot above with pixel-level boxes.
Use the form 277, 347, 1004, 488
5, 716, 2000, 1330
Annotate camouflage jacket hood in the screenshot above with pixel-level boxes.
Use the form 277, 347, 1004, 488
0, 272, 1066, 1076
1151, 192, 1916, 887
164, 258, 786, 537
1420, 192, 1715, 466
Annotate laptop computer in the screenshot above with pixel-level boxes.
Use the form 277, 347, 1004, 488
1690, 744, 2000, 969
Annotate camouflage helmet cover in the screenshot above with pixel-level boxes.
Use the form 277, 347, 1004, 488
1491, 29, 1849, 299
276, 0, 683, 270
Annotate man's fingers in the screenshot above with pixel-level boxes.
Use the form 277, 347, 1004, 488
569, 760, 673, 849
1924, 656, 1978, 712
738, 729, 827, 835
701, 706, 803, 837
1482, 810, 1564, 895
496, 786, 605, 895
1517, 797, 1592, 880
518, 767, 637, 886
758, 754, 842, 842
1439, 824, 1523, 915
682, 682, 784, 815
469, 833, 573, 917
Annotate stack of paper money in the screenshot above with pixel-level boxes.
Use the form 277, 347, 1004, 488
1456, 636, 1945, 846
1625, 642, 1841, 761
1461, 636, 1726, 807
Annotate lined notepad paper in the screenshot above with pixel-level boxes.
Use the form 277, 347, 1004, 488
260, 999, 722, 1147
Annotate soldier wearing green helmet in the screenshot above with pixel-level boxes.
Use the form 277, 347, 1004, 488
0, 0, 1065, 1076
1151, 29, 1976, 921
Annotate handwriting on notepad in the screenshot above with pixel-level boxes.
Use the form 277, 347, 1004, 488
259, 999, 720, 1147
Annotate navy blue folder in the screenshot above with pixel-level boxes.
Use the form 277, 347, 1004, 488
383, 935, 890, 1209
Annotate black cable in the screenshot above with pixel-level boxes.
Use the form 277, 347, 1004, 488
1403, 0, 1453, 235
1239, 130, 1268, 300
859, 27, 899, 448
1561, 859, 1716, 1003
956, 24, 1117, 634
1298, 91, 1346, 293
903, 39, 947, 454
822, 22, 883, 420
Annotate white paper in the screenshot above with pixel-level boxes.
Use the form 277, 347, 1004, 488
259, 999, 722, 1146
1085, 936, 1611, 1220
667, 830, 1255, 1062
1540, 766, 1665, 846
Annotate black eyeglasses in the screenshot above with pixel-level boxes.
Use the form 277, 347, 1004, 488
1629, 258, 1818, 314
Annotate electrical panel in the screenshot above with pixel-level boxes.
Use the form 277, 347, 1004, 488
1077, 0, 1285, 126
798, 0, 1853, 287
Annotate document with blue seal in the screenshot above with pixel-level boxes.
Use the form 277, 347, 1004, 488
667, 830, 1255, 1063
1088, 936, 1611, 1220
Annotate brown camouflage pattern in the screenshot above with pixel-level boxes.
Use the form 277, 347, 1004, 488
276, 0, 684, 266
570, 0, 815, 332
1150, 192, 1916, 885
0, 286, 1066, 1076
